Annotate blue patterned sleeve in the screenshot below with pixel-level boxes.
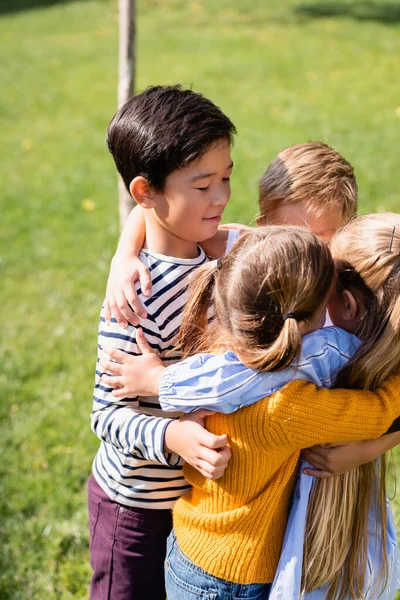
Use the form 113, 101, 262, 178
158, 327, 360, 414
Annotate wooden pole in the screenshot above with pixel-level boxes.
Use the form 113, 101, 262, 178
118, 0, 135, 229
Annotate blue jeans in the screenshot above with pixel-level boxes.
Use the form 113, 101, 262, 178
165, 530, 271, 600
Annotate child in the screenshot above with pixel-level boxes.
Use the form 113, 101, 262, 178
89, 84, 236, 600
101, 217, 400, 599
104, 141, 400, 476
257, 140, 357, 239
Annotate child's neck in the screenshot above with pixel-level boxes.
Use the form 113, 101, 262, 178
143, 214, 200, 259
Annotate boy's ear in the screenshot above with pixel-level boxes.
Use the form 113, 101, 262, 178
341, 290, 359, 323
129, 177, 156, 209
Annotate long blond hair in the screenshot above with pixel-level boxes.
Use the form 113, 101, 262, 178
178, 226, 334, 373
303, 213, 400, 599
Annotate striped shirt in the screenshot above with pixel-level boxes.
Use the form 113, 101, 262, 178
91, 246, 208, 509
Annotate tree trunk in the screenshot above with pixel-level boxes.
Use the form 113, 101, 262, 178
118, 0, 135, 230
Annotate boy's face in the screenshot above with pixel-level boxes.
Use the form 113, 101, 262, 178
152, 141, 233, 248
263, 202, 343, 244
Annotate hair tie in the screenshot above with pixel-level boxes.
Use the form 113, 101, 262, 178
216, 257, 223, 270
282, 312, 298, 322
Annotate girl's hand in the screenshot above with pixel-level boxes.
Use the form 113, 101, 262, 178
104, 253, 152, 328
100, 331, 232, 480
303, 432, 400, 478
164, 410, 232, 480
100, 329, 164, 397
302, 443, 352, 478
302, 439, 382, 478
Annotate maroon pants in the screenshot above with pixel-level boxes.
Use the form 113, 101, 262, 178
88, 474, 172, 600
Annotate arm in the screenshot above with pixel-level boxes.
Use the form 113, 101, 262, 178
117, 204, 146, 256
99, 340, 326, 413
94, 316, 231, 477
92, 305, 177, 465
199, 229, 230, 259
200, 224, 253, 258
98, 333, 400, 454
159, 351, 327, 413
104, 206, 152, 327
302, 431, 400, 477
104, 217, 248, 324
266, 377, 400, 451
100, 328, 358, 413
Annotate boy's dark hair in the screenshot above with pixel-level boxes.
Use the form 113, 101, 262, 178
107, 85, 236, 192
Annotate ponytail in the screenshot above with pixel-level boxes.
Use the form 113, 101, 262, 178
236, 315, 303, 372
177, 226, 334, 376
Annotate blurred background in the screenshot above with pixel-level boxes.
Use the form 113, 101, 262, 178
1, 0, 399, 597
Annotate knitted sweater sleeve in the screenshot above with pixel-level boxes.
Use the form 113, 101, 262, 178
266, 374, 400, 450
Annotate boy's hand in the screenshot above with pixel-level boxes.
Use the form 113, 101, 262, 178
100, 329, 164, 397
104, 253, 152, 328
164, 410, 231, 480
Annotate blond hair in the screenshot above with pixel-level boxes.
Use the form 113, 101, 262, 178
258, 142, 358, 224
303, 213, 400, 599
178, 226, 334, 373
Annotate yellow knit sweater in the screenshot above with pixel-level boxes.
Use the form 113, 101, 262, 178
173, 376, 400, 585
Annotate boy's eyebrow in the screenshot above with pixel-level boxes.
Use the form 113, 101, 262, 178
189, 161, 234, 182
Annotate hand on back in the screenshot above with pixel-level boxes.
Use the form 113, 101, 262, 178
100, 328, 164, 397
165, 410, 232, 480
302, 438, 391, 478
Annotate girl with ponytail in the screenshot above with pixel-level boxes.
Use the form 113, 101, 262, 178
101, 217, 400, 600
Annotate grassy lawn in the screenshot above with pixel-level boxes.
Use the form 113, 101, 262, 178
0, 0, 399, 597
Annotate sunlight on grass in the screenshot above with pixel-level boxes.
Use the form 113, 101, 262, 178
1, 0, 399, 597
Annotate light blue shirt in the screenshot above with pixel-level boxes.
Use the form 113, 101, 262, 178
159, 326, 360, 413
159, 326, 400, 599
270, 461, 400, 600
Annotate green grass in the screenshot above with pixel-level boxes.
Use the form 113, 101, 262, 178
0, 0, 399, 597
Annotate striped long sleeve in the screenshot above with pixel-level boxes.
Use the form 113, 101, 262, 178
90, 247, 207, 509
91, 312, 178, 465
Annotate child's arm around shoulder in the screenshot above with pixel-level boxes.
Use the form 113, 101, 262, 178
267, 375, 400, 451
104, 212, 250, 325
158, 326, 359, 413
200, 224, 252, 258
99, 327, 359, 414
94, 317, 232, 480
104, 205, 152, 327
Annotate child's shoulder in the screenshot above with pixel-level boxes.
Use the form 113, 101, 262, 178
300, 326, 360, 386
138, 247, 208, 324
297, 327, 360, 387
305, 326, 360, 358
139, 247, 208, 282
